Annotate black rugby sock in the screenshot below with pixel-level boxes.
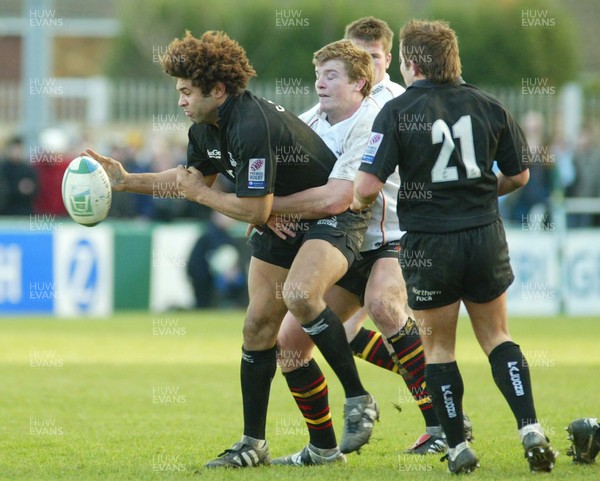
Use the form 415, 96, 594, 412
241, 345, 277, 440
489, 341, 537, 429
303, 307, 367, 398
424, 361, 465, 448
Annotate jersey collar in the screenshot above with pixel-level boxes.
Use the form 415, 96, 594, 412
216, 91, 244, 127
408, 77, 466, 89
371, 73, 391, 96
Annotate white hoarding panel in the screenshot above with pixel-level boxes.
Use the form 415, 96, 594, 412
54, 225, 114, 317
564, 230, 600, 315
505, 230, 560, 316
150, 225, 199, 312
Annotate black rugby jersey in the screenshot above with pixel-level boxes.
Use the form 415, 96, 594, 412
360, 79, 528, 233
187, 90, 336, 197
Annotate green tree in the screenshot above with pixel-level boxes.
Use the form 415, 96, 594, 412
427, 0, 579, 87
105, 0, 410, 83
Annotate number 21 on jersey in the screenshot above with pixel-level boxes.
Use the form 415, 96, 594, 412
431, 115, 481, 183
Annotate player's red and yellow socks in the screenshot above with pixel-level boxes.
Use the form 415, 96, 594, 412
350, 318, 438, 427
283, 359, 337, 449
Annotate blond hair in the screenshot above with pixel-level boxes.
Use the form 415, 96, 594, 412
344, 16, 394, 55
313, 39, 374, 97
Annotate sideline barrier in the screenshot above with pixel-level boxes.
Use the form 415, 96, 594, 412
1, 221, 599, 316
0, 220, 155, 317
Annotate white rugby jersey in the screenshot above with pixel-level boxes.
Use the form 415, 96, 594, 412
370, 73, 405, 108
300, 97, 379, 183
364, 74, 405, 249
300, 96, 403, 250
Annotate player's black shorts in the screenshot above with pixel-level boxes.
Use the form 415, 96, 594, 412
336, 240, 402, 304
400, 219, 514, 310
248, 209, 371, 270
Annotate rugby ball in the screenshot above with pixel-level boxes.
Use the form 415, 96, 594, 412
61, 156, 112, 226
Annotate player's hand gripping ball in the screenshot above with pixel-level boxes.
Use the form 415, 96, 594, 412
62, 156, 112, 226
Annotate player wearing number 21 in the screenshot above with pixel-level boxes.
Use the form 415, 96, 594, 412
351, 20, 557, 474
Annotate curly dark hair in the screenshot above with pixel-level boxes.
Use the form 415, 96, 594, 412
161, 30, 256, 96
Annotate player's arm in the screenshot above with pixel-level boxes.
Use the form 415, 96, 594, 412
497, 168, 529, 196
495, 110, 532, 196
177, 165, 273, 225
272, 110, 375, 219
351, 171, 384, 211
271, 179, 353, 219
350, 105, 399, 211
85, 148, 218, 195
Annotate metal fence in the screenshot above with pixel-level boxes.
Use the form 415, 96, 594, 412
2, 78, 598, 131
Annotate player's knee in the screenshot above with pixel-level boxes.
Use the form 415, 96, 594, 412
243, 310, 280, 347
283, 296, 313, 321
282, 283, 314, 318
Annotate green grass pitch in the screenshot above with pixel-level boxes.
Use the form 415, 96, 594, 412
0, 312, 598, 480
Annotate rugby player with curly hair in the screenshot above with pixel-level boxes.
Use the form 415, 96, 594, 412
86, 30, 375, 468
